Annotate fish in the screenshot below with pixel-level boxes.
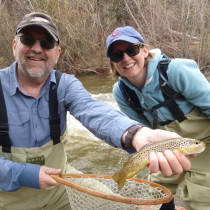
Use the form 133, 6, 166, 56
112, 138, 206, 190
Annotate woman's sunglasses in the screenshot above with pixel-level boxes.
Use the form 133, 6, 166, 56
109, 44, 142, 63
18, 34, 56, 50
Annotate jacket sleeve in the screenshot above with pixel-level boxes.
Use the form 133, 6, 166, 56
167, 59, 210, 118
61, 75, 141, 149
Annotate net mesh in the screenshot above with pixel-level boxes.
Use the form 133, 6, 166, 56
52, 174, 172, 210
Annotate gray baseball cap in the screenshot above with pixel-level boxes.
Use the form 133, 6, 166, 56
16, 12, 60, 43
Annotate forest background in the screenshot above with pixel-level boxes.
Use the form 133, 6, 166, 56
0, 0, 210, 77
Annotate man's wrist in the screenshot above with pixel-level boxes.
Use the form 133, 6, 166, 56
123, 124, 145, 149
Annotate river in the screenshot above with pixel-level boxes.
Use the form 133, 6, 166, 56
64, 74, 148, 177
64, 74, 187, 207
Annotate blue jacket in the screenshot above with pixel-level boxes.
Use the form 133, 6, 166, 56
113, 49, 210, 127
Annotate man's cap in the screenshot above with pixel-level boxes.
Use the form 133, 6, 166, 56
16, 12, 60, 44
106, 26, 145, 56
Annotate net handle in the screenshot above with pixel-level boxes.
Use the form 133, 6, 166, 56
51, 174, 173, 205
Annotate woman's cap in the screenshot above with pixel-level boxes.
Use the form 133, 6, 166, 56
16, 12, 60, 44
106, 26, 145, 56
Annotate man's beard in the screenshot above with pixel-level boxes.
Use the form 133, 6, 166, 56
22, 63, 49, 78
19, 60, 52, 78
16, 52, 53, 78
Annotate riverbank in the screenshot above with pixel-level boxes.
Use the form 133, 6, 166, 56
1, 1, 210, 76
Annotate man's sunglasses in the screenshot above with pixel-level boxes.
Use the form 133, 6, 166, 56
109, 44, 143, 63
18, 34, 56, 50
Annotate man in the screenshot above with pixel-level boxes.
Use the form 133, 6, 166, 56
0, 12, 190, 209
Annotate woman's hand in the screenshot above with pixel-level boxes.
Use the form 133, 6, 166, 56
132, 127, 181, 151
132, 127, 192, 176
148, 149, 191, 176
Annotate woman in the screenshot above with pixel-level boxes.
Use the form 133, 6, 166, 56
106, 26, 210, 210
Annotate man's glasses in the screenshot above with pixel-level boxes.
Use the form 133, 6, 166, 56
109, 44, 142, 63
18, 34, 56, 50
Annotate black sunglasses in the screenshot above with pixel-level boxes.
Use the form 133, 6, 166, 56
18, 34, 56, 50
109, 44, 142, 63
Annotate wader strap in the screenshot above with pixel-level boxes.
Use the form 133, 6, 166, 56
120, 81, 158, 128
158, 58, 186, 123
120, 81, 144, 114
49, 71, 62, 145
0, 79, 12, 153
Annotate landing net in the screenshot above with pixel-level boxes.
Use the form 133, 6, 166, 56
51, 174, 172, 210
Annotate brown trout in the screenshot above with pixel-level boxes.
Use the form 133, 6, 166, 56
113, 138, 206, 190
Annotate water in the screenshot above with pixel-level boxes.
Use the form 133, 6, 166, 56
65, 74, 131, 175
64, 74, 182, 206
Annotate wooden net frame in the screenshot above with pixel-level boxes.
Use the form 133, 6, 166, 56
51, 173, 172, 208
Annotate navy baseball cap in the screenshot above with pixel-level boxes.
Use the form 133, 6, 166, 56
106, 26, 145, 56
16, 12, 60, 44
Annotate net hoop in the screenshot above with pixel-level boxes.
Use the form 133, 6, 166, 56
51, 174, 172, 205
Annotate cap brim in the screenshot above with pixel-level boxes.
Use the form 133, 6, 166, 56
107, 36, 139, 56
16, 24, 59, 43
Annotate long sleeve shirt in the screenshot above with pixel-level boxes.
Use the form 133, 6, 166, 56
0, 62, 139, 191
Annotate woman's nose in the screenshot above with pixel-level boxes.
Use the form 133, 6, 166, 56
122, 52, 131, 61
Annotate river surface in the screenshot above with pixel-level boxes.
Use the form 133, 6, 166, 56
63, 73, 209, 207
64, 73, 209, 178
64, 74, 148, 177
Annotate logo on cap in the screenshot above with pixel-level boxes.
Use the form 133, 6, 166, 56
31, 17, 49, 23
112, 29, 120, 37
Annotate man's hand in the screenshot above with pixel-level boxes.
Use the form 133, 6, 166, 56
39, 166, 61, 189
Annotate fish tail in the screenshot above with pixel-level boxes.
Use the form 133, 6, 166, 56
112, 171, 126, 190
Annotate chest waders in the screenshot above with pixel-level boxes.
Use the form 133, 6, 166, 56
0, 72, 71, 210
149, 108, 210, 210
119, 58, 210, 209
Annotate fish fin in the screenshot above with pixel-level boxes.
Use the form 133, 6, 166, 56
112, 171, 126, 190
